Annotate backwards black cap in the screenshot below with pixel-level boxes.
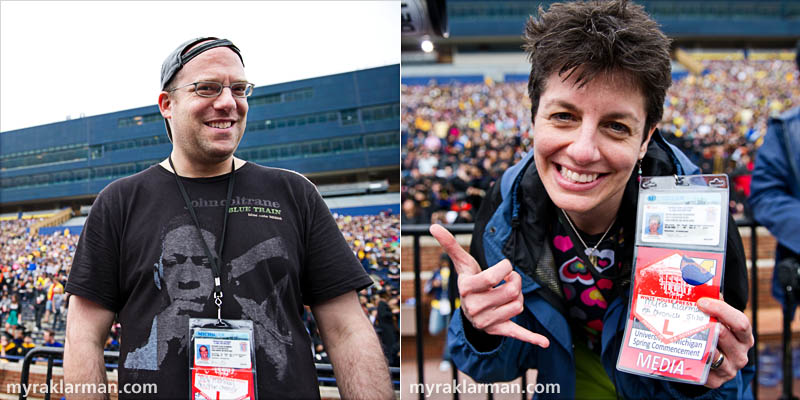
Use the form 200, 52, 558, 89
160, 37, 244, 90
160, 37, 245, 140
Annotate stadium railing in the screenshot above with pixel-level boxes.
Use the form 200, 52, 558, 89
13, 347, 401, 399
15, 348, 119, 400
402, 219, 762, 400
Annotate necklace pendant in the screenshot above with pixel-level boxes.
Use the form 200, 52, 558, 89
589, 255, 598, 268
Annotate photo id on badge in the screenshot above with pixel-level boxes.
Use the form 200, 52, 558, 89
194, 331, 252, 369
640, 192, 722, 247
190, 318, 257, 400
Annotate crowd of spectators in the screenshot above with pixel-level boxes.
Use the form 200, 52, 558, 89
0, 218, 74, 361
661, 59, 798, 215
402, 58, 799, 222
325, 211, 401, 367
402, 82, 531, 225
337, 212, 400, 292
0, 211, 401, 367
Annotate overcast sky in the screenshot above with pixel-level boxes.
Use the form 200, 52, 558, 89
0, 1, 399, 132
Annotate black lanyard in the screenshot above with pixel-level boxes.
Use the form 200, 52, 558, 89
168, 156, 235, 324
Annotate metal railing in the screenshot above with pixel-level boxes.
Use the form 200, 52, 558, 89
315, 363, 401, 390
17, 347, 119, 400
403, 219, 762, 400
15, 347, 400, 398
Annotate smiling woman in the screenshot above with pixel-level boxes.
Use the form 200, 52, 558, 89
425, 0, 754, 399
533, 70, 653, 235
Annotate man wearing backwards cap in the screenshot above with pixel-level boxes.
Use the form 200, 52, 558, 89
64, 37, 393, 399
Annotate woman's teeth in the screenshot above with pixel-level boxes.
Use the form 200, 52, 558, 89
560, 166, 599, 183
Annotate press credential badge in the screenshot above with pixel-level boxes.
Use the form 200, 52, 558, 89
617, 175, 729, 385
190, 318, 257, 400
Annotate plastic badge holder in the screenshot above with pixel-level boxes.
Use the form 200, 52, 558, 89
616, 175, 729, 385
190, 318, 258, 400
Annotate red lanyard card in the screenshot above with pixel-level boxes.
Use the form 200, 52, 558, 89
190, 318, 257, 400
617, 175, 729, 385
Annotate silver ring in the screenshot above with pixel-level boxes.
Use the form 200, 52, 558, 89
710, 352, 725, 369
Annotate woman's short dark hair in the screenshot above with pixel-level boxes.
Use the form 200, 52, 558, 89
524, 0, 672, 136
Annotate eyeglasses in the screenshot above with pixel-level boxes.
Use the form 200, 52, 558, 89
162, 254, 209, 267
168, 81, 254, 98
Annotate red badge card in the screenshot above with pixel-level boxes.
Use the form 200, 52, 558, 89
616, 246, 724, 384
192, 366, 255, 400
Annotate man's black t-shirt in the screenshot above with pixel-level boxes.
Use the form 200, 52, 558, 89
67, 162, 373, 399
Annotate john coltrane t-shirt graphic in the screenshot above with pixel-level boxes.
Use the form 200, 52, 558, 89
185, 196, 283, 220
124, 216, 292, 382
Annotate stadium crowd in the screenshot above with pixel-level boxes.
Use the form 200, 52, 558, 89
0, 211, 401, 367
402, 58, 799, 223
330, 211, 400, 367
661, 59, 798, 215
0, 218, 74, 360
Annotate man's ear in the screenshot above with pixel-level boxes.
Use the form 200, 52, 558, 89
158, 92, 172, 120
639, 125, 657, 160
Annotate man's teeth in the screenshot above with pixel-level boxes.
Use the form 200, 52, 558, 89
207, 121, 232, 129
560, 166, 599, 183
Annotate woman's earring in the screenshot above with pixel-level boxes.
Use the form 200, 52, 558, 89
637, 159, 643, 182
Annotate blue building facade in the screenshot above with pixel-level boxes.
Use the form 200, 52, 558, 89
0, 65, 399, 210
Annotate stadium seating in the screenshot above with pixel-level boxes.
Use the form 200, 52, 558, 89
401, 58, 798, 223
0, 211, 400, 368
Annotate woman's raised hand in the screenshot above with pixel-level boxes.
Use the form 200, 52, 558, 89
429, 224, 550, 348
